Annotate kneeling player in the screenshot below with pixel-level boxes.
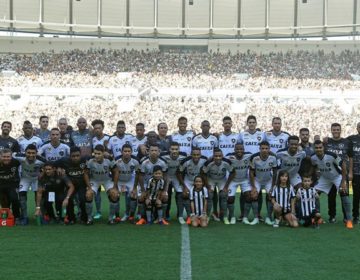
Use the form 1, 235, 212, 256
296, 175, 322, 228
84, 145, 119, 225
144, 166, 169, 225
190, 176, 208, 227
271, 170, 298, 228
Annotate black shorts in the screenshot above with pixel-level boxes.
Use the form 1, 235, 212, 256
300, 209, 319, 226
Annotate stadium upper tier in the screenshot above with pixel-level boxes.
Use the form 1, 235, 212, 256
0, 0, 359, 38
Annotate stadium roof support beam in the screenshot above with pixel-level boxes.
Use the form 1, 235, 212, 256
69, 0, 73, 35
181, 0, 185, 37
154, 0, 158, 37
237, 0, 242, 38
294, 0, 298, 38
265, 0, 269, 39
353, 0, 358, 36
209, 0, 214, 38
9, 0, 14, 31
322, 0, 327, 39
39, 0, 44, 37
97, 0, 102, 38
126, 0, 130, 36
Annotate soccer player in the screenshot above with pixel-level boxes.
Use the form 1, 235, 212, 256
271, 170, 298, 228
324, 123, 352, 223
38, 128, 70, 161
116, 144, 140, 223
265, 117, 290, 154
311, 140, 353, 229
13, 144, 45, 225
84, 145, 119, 225
295, 175, 322, 228
71, 117, 92, 157
17, 121, 43, 152
107, 120, 134, 159
238, 115, 266, 155
226, 143, 252, 224
34, 162, 75, 223
132, 123, 147, 156
171, 116, 194, 156
0, 148, 21, 222
299, 128, 314, 156
218, 116, 239, 158
249, 141, 277, 225
348, 122, 360, 223
190, 176, 209, 227
35, 115, 51, 142
55, 146, 89, 224
157, 122, 171, 152
144, 166, 168, 225
137, 144, 168, 225
58, 118, 73, 146
91, 119, 110, 148
0, 121, 20, 152
277, 135, 306, 189
136, 131, 158, 160
161, 142, 188, 224
192, 120, 218, 159
202, 148, 235, 224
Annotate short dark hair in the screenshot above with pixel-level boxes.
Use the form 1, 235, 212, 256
314, 140, 323, 146
299, 128, 309, 134
153, 165, 163, 173
136, 123, 145, 128
222, 116, 232, 122
70, 146, 81, 154
288, 135, 300, 143
178, 116, 187, 122
213, 148, 222, 154
94, 144, 105, 152
39, 116, 48, 122
122, 144, 132, 151
51, 128, 60, 132
259, 140, 270, 147
191, 147, 201, 153
25, 144, 37, 151
117, 120, 125, 126
157, 122, 167, 129
23, 120, 32, 126
272, 117, 281, 123
170, 142, 179, 147
331, 123, 341, 129
1, 121, 12, 128
91, 119, 104, 127
246, 115, 257, 123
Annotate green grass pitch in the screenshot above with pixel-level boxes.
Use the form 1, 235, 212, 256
0, 194, 359, 280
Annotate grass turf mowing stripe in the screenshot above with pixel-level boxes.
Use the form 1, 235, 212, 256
181, 224, 192, 280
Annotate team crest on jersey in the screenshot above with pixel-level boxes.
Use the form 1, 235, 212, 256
187, 137, 191, 142
280, 139, 284, 143
48, 147, 52, 151
326, 162, 331, 167
59, 151, 64, 156
222, 168, 226, 173
339, 143, 344, 148
210, 141, 215, 145
130, 166, 135, 171
257, 136, 262, 141
231, 139, 236, 143
269, 162, 273, 167
11, 167, 16, 172
32, 142, 36, 146
104, 166, 108, 171
8, 143, 13, 148
244, 160, 248, 164
297, 158, 301, 162
80, 163, 85, 169
65, 133, 69, 138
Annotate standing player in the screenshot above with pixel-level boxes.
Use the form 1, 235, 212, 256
0, 121, 20, 152
192, 120, 218, 159
299, 128, 314, 156
13, 144, 45, 225
71, 117, 92, 157
171, 117, 194, 156
107, 120, 134, 159
226, 143, 252, 224
157, 122, 171, 152
202, 148, 235, 224
265, 117, 289, 154
249, 141, 277, 225
17, 121, 43, 152
218, 116, 239, 158
311, 140, 353, 229
116, 144, 140, 223
34, 162, 75, 223
161, 142, 188, 224
84, 145, 119, 225
58, 118, 73, 146
190, 176, 209, 227
132, 123, 147, 157
35, 116, 51, 142
91, 119, 110, 148
277, 135, 307, 189
348, 122, 360, 223
324, 123, 352, 223
136, 144, 168, 225
38, 128, 70, 161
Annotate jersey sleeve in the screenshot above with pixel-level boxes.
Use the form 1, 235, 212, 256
203, 188, 208, 198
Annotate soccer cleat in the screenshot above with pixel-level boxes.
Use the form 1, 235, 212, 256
86, 219, 94, 226
258, 216, 265, 223
328, 217, 336, 224
249, 218, 259, 225
346, 220, 353, 229
273, 219, 280, 228
108, 219, 116, 225
211, 213, 220, 222
353, 217, 359, 224
186, 217, 192, 225
265, 217, 274, 226
64, 216, 70, 225
136, 218, 147, 225
120, 214, 129, 222
93, 212, 102, 220
223, 217, 230, 225
20, 217, 29, 226
178, 217, 186, 225
242, 217, 250, 225
159, 219, 169, 226
230, 217, 236, 225
128, 216, 135, 224
114, 216, 121, 223
237, 216, 243, 222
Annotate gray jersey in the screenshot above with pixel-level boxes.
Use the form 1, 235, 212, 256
226, 152, 252, 182
86, 158, 116, 182
12, 153, 45, 179
192, 134, 218, 159
107, 134, 134, 159
218, 132, 239, 158
38, 142, 70, 162
202, 158, 233, 181
265, 131, 290, 153
250, 153, 277, 183
277, 149, 306, 177
17, 135, 43, 153
238, 130, 266, 154
140, 157, 168, 186
311, 152, 342, 180
92, 134, 110, 149
179, 156, 207, 182
161, 152, 187, 179
71, 129, 92, 156
131, 136, 147, 156
116, 156, 140, 183
171, 131, 194, 156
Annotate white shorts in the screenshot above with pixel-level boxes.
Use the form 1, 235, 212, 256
289, 174, 302, 187
90, 180, 113, 194
254, 180, 272, 193
208, 179, 227, 191
228, 180, 250, 196
314, 176, 342, 195
19, 177, 39, 192
169, 177, 182, 192
118, 180, 135, 193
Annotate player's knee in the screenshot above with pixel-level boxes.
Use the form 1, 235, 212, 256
244, 191, 252, 203
107, 188, 120, 202
227, 196, 235, 204
85, 190, 94, 201
156, 199, 162, 208
219, 190, 228, 199
160, 193, 168, 203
